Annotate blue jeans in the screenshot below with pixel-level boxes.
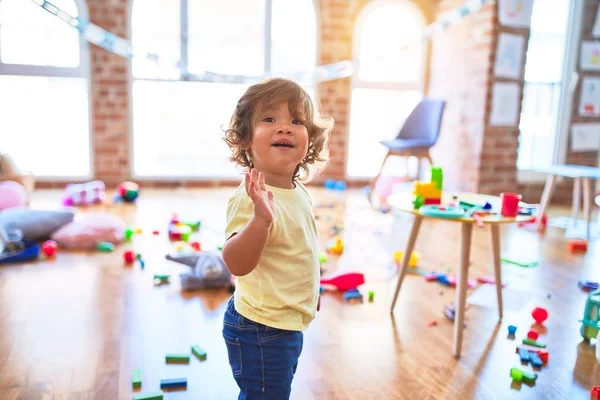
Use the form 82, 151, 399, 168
222, 297, 303, 400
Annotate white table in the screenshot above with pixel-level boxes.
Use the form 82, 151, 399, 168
533, 164, 600, 240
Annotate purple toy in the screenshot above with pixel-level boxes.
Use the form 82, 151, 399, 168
62, 180, 106, 206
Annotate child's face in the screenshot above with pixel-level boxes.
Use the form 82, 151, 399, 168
248, 101, 309, 179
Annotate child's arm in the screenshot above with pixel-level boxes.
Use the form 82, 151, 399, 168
222, 170, 274, 276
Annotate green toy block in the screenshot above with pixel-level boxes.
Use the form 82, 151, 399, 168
124, 228, 134, 240
413, 195, 424, 210
430, 167, 443, 189
132, 392, 163, 400
192, 345, 207, 361
522, 338, 546, 348
153, 274, 170, 282
182, 220, 201, 231
368, 291, 375, 302
165, 353, 190, 363
510, 367, 537, 384
319, 253, 328, 264
132, 368, 142, 389
97, 242, 115, 252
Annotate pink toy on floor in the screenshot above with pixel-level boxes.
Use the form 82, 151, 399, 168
320, 272, 365, 291
62, 180, 106, 206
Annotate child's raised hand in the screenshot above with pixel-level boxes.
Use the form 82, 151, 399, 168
245, 169, 274, 226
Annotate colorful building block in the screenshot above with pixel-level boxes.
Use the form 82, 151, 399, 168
165, 354, 190, 364
192, 345, 207, 361
518, 348, 530, 363
132, 368, 142, 389
133, 392, 163, 400
529, 351, 543, 368
522, 338, 546, 348
160, 377, 187, 389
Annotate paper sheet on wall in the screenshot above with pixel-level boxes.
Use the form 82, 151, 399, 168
580, 42, 600, 71
490, 82, 521, 127
579, 77, 600, 117
593, 6, 600, 38
571, 123, 600, 152
498, 0, 534, 28
494, 33, 525, 79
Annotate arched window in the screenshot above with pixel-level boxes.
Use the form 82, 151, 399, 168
131, 0, 317, 178
0, 0, 91, 178
347, 1, 425, 178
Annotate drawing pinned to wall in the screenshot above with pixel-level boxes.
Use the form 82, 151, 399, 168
571, 123, 600, 152
579, 77, 600, 117
592, 5, 600, 38
490, 82, 521, 127
494, 33, 525, 79
580, 42, 600, 71
498, 0, 534, 28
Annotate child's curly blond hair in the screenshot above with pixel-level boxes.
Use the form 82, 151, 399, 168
223, 78, 334, 182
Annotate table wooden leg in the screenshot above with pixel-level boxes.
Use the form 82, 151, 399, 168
583, 177, 591, 241
453, 222, 473, 358
490, 224, 503, 319
390, 215, 423, 313
538, 174, 556, 231
572, 177, 581, 229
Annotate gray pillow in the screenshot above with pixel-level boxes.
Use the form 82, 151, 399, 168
0, 207, 75, 240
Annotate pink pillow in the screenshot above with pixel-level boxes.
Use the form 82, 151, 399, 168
50, 212, 125, 249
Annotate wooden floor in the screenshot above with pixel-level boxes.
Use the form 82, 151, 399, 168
1, 187, 599, 400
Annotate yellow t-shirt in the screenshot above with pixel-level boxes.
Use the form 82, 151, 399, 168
225, 181, 320, 331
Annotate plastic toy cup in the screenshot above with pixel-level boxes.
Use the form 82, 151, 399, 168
500, 192, 522, 217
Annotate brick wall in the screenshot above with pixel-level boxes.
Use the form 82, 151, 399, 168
428, 0, 496, 193
87, 0, 130, 187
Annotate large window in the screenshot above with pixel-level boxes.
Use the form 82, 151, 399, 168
0, 0, 91, 178
131, 0, 317, 178
517, 0, 572, 176
347, 1, 425, 178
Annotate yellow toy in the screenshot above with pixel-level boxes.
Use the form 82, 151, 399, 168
413, 167, 443, 209
394, 250, 421, 268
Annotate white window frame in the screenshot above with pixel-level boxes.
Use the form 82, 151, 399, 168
517, 0, 584, 182
128, 0, 318, 180
0, 0, 93, 181
347, 0, 426, 179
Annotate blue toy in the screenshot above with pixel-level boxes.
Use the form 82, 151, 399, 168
324, 179, 336, 190
160, 377, 187, 389
508, 325, 517, 335
334, 180, 347, 191
419, 205, 465, 219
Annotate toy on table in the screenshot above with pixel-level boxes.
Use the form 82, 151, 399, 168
500, 192, 522, 217
320, 272, 364, 291
413, 166, 443, 209
62, 180, 105, 206
580, 289, 600, 341
419, 205, 465, 219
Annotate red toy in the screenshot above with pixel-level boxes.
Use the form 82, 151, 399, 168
591, 386, 600, 400
500, 192, 521, 217
527, 329, 539, 340
123, 250, 136, 264
191, 241, 201, 251
568, 239, 588, 253
532, 307, 548, 324
41, 240, 57, 257
320, 272, 365, 291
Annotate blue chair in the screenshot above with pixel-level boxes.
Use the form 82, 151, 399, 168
374, 97, 446, 184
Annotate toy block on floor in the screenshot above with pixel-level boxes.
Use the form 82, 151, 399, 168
568, 239, 588, 253
192, 345, 207, 361
165, 354, 190, 364
518, 348, 530, 363
522, 338, 546, 348
132, 368, 142, 389
132, 392, 163, 400
529, 351, 543, 368
160, 377, 187, 389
